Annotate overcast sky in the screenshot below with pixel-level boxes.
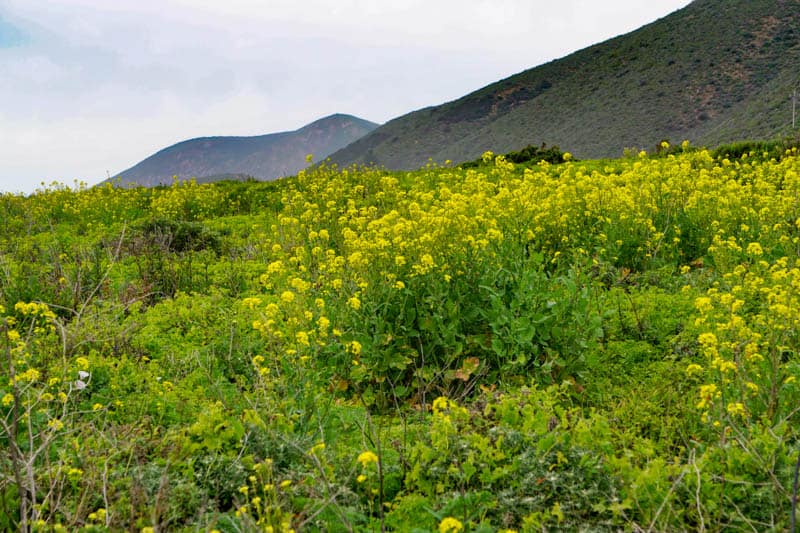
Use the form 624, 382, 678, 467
0, 0, 692, 193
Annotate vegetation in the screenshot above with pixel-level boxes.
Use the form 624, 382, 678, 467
328, 0, 800, 170
112, 114, 378, 187
459, 143, 567, 168
711, 135, 800, 162
2, 144, 800, 531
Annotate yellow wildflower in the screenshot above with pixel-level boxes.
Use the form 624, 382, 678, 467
726, 402, 746, 417
310, 442, 325, 455
685, 364, 703, 376
357, 451, 378, 468
439, 517, 464, 533
347, 340, 362, 355
746, 242, 763, 256
280, 291, 295, 303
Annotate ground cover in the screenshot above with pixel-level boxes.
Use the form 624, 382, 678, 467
2, 145, 800, 531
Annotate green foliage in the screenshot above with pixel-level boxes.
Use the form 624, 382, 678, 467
3, 152, 800, 530
135, 217, 221, 254
480, 258, 602, 380
402, 388, 625, 530
711, 136, 800, 162
460, 143, 566, 168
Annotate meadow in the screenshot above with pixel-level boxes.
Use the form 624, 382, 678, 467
1, 144, 800, 531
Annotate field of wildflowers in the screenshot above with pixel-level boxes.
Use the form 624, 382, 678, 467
2, 145, 800, 531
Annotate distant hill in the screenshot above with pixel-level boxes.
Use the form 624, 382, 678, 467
113, 114, 378, 186
328, 0, 800, 169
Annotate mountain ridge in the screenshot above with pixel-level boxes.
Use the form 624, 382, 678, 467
327, 0, 800, 169
113, 113, 378, 186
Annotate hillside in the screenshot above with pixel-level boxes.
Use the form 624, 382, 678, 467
328, 0, 800, 168
113, 114, 378, 186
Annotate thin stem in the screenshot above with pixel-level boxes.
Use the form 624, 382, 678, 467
791, 448, 800, 533
3, 322, 27, 531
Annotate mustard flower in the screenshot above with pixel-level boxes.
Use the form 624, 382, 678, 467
697, 332, 717, 346
347, 341, 362, 355
348, 295, 361, 310
439, 517, 464, 533
697, 384, 719, 410
295, 331, 310, 347
745, 242, 763, 256
357, 450, 378, 468
310, 442, 325, 455
726, 402, 746, 417
685, 364, 703, 376
280, 291, 295, 304
18, 368, 40, 382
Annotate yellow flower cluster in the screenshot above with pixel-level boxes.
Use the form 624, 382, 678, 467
150, 178, 227, 220
357, 450, 379, 468
14, 301, 56, 319
691, 254, 800, 427
439, 516, 464, 533
238, 151, 800, 442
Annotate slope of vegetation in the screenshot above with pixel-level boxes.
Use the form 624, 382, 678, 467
328, 0, 800, 169
2, 145, 800, 531
113, 114, 378, 187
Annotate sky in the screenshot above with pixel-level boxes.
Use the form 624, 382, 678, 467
0, 0, 692, 193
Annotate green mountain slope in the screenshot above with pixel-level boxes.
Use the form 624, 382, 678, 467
113, 114, 378, 186
328, 0, 800, 168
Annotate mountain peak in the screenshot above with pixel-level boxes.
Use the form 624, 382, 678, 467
113, 114, 379, 187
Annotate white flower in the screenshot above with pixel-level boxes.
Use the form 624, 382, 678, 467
74, 380, 87, 391
78, 371, 90, 380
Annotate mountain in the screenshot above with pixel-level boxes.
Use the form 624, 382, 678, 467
113, 114, 378, 186
328, 0, 800, 169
